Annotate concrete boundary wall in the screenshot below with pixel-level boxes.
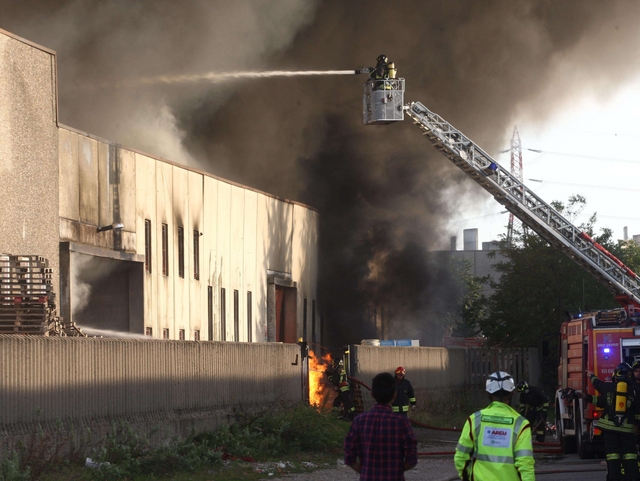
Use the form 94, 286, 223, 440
0, 336, 303, 444
349, 345, 538, 411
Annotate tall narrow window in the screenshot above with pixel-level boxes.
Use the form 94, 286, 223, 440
163, 328, 169, 339
303, 298, 308, 341
179, 329, 185, 340
247, 291, 252, 343
207, 286, 213, 341
233, 289, 239, 341
312, 300, 316, 344
145, 327, 153, 337
193, 230, 200, 280
144, 220, 152, 273
220, 288, 226, 341
194, 330, 200, 341
161, 223, 169, 276
177, 227, 184, 278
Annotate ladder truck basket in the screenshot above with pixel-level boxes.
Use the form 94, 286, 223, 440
363, 78, 405, 125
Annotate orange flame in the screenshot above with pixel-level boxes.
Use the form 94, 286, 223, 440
308, 350, 333, 409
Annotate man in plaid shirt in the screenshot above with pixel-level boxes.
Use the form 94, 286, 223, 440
344, 372, 418, 480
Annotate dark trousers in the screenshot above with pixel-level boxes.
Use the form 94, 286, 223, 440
333, 390, 355, 420
604, 429, 639, 480
525, 411, 547, 442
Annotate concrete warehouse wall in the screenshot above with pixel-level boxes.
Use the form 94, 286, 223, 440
58, 125, 319, 343
0, 336, 304, 444
0, 29, 60, 298
0, 26, 319, 343
350, 345, 539, 410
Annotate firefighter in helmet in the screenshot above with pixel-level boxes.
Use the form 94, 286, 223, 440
392, 366, 416, 416
586, 363, 640, 480
370, 54, 394, 91
326, 359, 355, 421
454, 371, 535, 481
516, 381, 549, 442
370, 54, 388, 80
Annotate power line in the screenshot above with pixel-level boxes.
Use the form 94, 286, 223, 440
526, 178, 640, 193
527, 149, 640, 165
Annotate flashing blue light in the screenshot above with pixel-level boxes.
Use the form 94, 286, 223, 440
604, 348, 611, 354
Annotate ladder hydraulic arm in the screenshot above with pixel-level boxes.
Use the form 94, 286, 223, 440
404, 101, 640, 317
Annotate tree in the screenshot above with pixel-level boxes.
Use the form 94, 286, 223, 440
481, 195, 620, 348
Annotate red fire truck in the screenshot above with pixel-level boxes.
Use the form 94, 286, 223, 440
362, 74, 640, 457
557, 308, 640, 457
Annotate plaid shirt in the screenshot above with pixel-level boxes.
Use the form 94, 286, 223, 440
344, 403, 418, 481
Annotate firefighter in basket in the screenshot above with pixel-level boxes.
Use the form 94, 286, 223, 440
326, 359, 355, 421
369, 54, 396, 91
585, 363, 640, 480
516, 381, 549, 442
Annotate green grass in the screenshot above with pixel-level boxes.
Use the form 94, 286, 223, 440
410, 393, 484, 430
1, 403, 351, 481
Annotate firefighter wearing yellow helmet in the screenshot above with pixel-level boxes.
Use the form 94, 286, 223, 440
454, 371, 535, 481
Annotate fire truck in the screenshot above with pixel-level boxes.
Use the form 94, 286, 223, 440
361, 72, 640, 456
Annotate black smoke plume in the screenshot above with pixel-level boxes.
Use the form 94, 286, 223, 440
2, 0, 640, 347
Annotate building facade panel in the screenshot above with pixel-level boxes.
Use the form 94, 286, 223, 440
202, 176, 219, 340
216, 182, 231, 341
0, 31, 59, 297
59, 129, 79, 221
243, 190, 258, 342
78, 136, 99, 226
292, 205, 319, 342
97, 142, 111, 229
118, 149, 137, 234
188, 171, 204, 340
135, 153, 157, 336
255, 193, 270, 341
230, 186, 245, 341
172, 166, 189, 340
156, 161, 175, 336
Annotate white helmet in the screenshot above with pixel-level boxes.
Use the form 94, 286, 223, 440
486, 371, 515, 394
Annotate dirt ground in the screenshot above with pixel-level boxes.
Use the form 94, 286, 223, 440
276, 425, 461, 481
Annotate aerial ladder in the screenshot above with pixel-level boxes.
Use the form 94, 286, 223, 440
362, 75, 640, 318
362, 71, 640, 456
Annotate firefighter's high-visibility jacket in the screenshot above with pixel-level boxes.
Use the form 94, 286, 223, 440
392, 378, 416, 414
326, 367, 350, 393
588, 374, 640, 433
454, 401, 535, 481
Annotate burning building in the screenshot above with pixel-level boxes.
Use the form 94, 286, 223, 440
0, 27, 320, 343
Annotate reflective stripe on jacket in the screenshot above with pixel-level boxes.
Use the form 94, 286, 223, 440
392, 378, 416, 413
590, 375, 637, 434
454, 401, 535, 481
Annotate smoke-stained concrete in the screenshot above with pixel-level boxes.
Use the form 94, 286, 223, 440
3, 0, 640, 346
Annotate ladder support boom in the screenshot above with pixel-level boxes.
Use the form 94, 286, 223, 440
404, 101, 640, 315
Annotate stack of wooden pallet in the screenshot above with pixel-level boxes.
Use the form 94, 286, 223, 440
0, 254, 57, 335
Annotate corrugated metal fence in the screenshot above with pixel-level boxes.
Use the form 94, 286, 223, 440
0, 336, 539, 452
349, 345, 539, 411
0, 336, 303, 441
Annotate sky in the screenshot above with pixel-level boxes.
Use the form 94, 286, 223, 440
2, 0, 640, 346
449, 78, 640, 248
